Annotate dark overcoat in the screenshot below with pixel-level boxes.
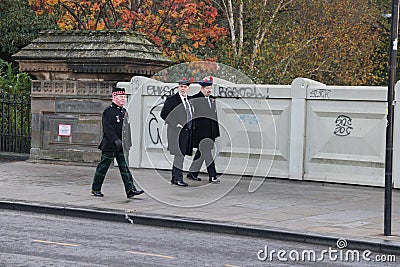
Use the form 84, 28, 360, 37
191, 91, 220, 148
160, 93, 193, 156
98, 102, 132, 152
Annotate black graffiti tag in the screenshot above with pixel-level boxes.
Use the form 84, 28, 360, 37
309, 89, 331, 99
334, 115, 353, 136
217, 86, 266, 98
147, 92, 175, 145
147, 101, 164, 145
146, 85, 176, 96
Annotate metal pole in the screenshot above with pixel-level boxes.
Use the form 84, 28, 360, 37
385, 0, 400, 236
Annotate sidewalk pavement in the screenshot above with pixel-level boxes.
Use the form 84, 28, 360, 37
1, 159, 400, 254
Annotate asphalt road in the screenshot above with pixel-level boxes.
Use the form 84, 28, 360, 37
0, 210, 397, 267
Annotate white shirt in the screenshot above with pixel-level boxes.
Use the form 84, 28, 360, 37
180, 94, 193, 116
205, 96, 212, 108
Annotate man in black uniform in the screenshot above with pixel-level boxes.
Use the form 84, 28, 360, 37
160, 78, 194, 187
187, 76, 221, 183
91, 87, 144, 198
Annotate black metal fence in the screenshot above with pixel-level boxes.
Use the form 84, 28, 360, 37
0, 91, 31, 154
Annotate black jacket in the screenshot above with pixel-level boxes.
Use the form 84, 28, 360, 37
191, 91, 220, 148
160, 93, 193, 156
98, 102, 132, 152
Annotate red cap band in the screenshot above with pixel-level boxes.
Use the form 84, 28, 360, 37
112, 91, 125, 96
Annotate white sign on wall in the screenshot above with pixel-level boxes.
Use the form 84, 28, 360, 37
58, 123, 72, 137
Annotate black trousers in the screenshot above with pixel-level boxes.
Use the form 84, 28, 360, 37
189, 147, 217, 178
172, 154, 185, 182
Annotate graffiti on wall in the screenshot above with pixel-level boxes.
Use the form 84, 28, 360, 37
309, 89, 331, 99
145, 83, 269, 146
146, 85, 176, 96
145, 83, 269, 99
216, 86, 267, 98
238, 114, 260, 125
334, 115, 353, 136
147, 87, 177, 145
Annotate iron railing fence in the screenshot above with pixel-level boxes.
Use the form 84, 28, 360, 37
0, 91, 31, 154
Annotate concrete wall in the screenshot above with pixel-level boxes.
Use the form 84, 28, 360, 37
119, 76, 397, 188
298, 79, 387, 186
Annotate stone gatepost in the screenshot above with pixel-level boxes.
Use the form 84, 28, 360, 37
12, 30, 171, 163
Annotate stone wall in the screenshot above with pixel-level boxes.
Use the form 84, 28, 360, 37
12, 30, 172, 164
30, 80, 114, 163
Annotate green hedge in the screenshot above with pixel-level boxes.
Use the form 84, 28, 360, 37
0, 59, 31, 96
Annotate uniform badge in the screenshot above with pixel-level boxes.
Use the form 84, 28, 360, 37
116, 115, 120, 123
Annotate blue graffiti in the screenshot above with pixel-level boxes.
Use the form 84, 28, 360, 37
238, 114, 260, 125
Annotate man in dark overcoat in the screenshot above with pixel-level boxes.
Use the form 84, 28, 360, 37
160, 78, 194, 187
187, 76, 221, 183
91, 87, 144, 198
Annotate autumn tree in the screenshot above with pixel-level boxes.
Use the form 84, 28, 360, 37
215, 0, 389, 86
279, 0, 387, 85
29, 0, 391, 85
214, 0, 294, 70
129, 0, 227, 62
29, 0, 227, 62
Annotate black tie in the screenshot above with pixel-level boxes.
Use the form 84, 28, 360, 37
184, 98, 192, 128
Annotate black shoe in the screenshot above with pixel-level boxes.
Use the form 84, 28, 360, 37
91, 191, 104, 197
187, 173, 201, 181
209, 177, 220, 184
171, 178, 178, 185
176, 181, 188, 187
127, 189, 145, 198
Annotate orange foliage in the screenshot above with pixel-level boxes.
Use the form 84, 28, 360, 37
29, 0, 228, 63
